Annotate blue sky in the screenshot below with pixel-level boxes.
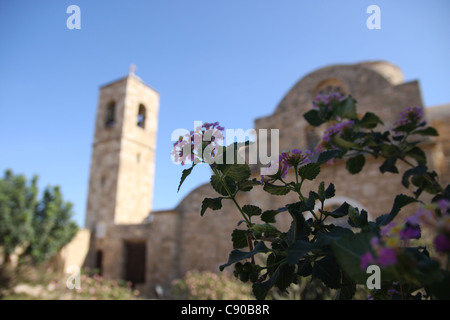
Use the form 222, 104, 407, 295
0, 0, 449, 227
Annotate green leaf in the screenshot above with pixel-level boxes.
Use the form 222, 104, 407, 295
287, 200, 314, 213
200, 197, 223, 216
260, 207, 288, 223
231, 229, 248, 249
242, 204, 262, 217
336, 96, 358, 120
298, 163, 320, 181
221, 164, 251, 181
303, 109, 325, 127
312, 255, 341, 289
252, 267, 280, 300
261, 210, 278, 223
177, 163, 195, 192
263, 183, 290, 196
381, 143, 400, 157
237, 178, 261, 192
305, 191, 317, 210
331, 232, 375, 284
401, 165, 427, 188
317, 181, 325, 202
347, 208, 369, 229
251, 223, 280, 236
359, 112, 383, 129
275, 263, 295, 292
345, 154, 365, 174
394, 122, 417, 133
219, 241, 269, 271
429, 273, 450, 299
411, 170, 441, 196
406, 146, 427, 166
375, 194, 417, 226
332, 136, 359, 149
297, 260, 313, 277
316, 227, 354, 247
337, 272, 356, 300
286, 240, 314, 266
317, 150, 344, 164
379, 158, 399, 174
210, 174, 236, 196
414, 126, 439, 137
325, 183, 335, 199
286, 204, 311, 242
328, 202, 350, 218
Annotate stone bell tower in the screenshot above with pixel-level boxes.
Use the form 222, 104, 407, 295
85, 67, 159, 234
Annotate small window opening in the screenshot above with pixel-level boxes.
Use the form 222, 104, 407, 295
137, 104, 146, 129
105, 102, 116, 128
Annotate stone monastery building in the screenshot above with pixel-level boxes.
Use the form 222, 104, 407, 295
63, 61, 450, 297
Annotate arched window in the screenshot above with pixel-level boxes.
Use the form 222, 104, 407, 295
313, 78, 348, 97
137, 104, 146, 129
105, 101, 116, 128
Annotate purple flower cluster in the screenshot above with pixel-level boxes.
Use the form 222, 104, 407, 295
172, 122, 224, 165
361, 199, 450, 270
435, 199, 450, 253
261, 149, 314, 183
261, 158, 290, 183
312, 92, 345, 111
280, 149, 313, 168
317, 120, 355, 153
322, 120, 355, 143
361, 219, 422, 270
361, 237, 398, 269
392, 106, 425, 131
172, 136, 194, 166
434, 234, 450, 253
381, 221, 421, 242
203, 122, 225, 132
407, 199, 450, 253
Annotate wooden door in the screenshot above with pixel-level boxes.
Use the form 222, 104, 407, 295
124, 241, 146, 285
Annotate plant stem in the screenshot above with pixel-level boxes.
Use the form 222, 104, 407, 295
292, 176, 321, 223
294, 165, 299, 185
446, 254, 450, 271
246, 233, 255, 264
211, 167, 251, 227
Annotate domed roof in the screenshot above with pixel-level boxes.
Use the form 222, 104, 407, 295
253, 61, 423, 157
273, 61, 405, 116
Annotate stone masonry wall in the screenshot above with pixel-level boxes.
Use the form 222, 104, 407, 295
70, 62, 450, 298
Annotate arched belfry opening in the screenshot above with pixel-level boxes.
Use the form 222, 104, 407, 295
137, 104, 146, 129
105, 101, 116, 128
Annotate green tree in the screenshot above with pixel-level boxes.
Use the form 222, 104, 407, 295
26, 186, 79, 264
0, 169, 78, 266
0, 170, 36, 264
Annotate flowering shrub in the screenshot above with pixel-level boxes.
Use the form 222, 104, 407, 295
175, 93, 450, 300
66, 273, 140, 300
392, 106, 425, 133
2, 267, 139, 300
171, 270, 253, 300
172, 122, 224, 166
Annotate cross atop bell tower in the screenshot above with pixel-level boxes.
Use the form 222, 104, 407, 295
129, 63, 137, 76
